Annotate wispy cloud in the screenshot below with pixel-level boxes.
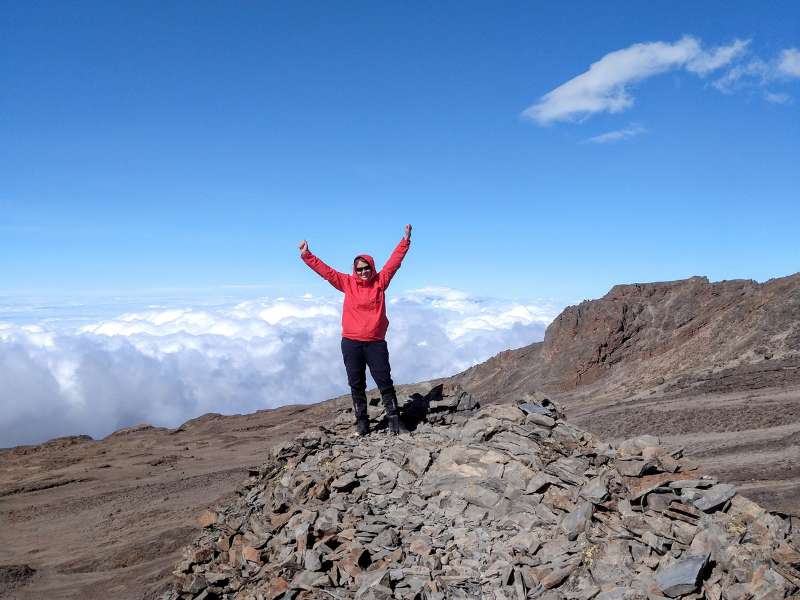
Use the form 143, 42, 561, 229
584, 124, 647, 144
523, 36, 749, 125
711, 47, 800, 97
764, 91, 792, 105
712, 58, 769, 92
0, 290, 561, 447
686, 39, 751, 75
777, 48, 800, 78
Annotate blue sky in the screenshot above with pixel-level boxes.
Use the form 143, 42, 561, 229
2, 1, 798, 303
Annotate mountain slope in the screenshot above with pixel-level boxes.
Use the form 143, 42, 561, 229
451, 273, 800, 515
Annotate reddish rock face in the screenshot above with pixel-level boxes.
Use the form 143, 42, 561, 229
455, 272, 800, 400
537, 273, 800, 390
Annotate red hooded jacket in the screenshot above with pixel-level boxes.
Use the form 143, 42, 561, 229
301, 238, 410, 341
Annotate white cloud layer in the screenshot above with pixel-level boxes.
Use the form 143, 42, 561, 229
524, 36, 748, 125
0, 289, 559, 447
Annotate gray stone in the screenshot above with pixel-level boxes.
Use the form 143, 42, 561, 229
464, 504, 488, 522
526, 473, 557, 493
644, 492, 673, 512
541, 562, 578, 588
408, 534, 433, 556
688, 524, 728, 563
680, 489, 702, 502
641, 531, 670, 554
580, 476, 609, 503
372, 527, 399, 548
668, 479, 716, 489
291, 569, 328, 588
561, 500, 594, 541
536, 502, 560, 524
546, 457, 589, 486
406, 448, 431, 476
370, 459, 401, 483
181, 574, 207, 594
563, 577, 600, 600
508, 530, 541, 554
692, 484, 736, 512
456, 391, 478, 411
616, 459, 650, 477
331, 472, 359, 491
304, 549, 322, 571
462, 481, 504, 508
526, 413, 556, 428
670, 521, 697, 546
315, 507, 340, 534
518, 402, 554, 417
594, 588, 627, 600
356, 569, 391, 598
431, 394, 461, 410
655, 553, 709, 597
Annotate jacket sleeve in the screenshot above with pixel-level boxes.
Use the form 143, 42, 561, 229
379, 238, 410, 289
301, 251, 348, 292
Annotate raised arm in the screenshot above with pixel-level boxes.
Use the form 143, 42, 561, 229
378, 224, 412, 288
299, 240, 348, 292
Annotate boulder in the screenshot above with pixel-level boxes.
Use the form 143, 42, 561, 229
655, 554, 709, 597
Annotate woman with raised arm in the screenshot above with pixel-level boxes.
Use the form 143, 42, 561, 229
299, 224, 412, 436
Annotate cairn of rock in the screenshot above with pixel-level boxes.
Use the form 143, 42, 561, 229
171, 385, 800, 599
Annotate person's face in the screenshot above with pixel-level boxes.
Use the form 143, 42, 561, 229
355, 259, 372, 280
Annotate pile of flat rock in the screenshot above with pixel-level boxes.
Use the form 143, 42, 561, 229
169, 385, 800, 600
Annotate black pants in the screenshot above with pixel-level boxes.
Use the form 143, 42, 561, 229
341, 337, 397, 420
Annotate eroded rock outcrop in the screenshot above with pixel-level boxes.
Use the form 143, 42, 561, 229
454, 273, 800, 398
168, 386, 800, 599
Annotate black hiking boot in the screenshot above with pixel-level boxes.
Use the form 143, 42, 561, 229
381, 388, 401, 435
352, 390, 370, 436
387, 415, 400, 435
356, 417, 370, 436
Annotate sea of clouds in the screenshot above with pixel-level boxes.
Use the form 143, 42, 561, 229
0, 288, 559, 447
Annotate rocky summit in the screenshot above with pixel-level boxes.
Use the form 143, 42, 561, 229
169, 385, 800, 600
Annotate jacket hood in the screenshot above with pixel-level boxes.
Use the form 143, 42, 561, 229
353, 254, 377, 283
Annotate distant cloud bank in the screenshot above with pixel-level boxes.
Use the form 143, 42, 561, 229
524, 36, 799, 127
0, 289, 559, 447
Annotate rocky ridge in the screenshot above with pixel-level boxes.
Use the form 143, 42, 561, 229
170, 385, 800, 600
454, 273, 800, 401
449, 274, 800, 516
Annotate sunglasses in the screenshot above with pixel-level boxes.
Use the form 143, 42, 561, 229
355, 265, 371, 273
